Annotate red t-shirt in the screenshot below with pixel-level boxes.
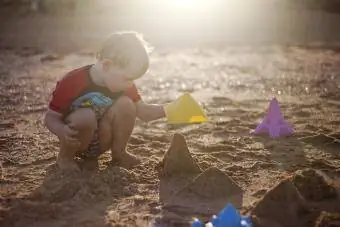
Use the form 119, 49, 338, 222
49, 65, 142, 115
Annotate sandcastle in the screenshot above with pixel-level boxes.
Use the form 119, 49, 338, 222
176, 166, 243, 200
292, 169, 337, 201
252, 179, 310, 227
252, 169, 339, 227
160, 133, 202, 177
159, 133, 243, 216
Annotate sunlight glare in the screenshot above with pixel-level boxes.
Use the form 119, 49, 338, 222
172, 0, 196, 8
165, 0, 213, 12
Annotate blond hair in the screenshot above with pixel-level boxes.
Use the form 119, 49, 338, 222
96, 31, 152, 80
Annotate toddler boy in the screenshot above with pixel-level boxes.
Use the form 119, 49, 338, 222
44, 31, 165, 171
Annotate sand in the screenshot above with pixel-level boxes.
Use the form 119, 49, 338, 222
1, 10, 340, 227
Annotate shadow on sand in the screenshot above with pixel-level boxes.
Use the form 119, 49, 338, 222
252, 134, 308, 173
1, 161, 133, 227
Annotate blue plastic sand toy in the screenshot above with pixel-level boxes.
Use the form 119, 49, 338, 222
191, 203, 252, 227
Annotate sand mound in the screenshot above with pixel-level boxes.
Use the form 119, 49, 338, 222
160, 133, 202, 177
252, 179, 310, 227
292, 169, 338, 201
176, 167, 243, 199
30, 166, 134, 203
159, 167, 243, 218
315, 212, 340, 227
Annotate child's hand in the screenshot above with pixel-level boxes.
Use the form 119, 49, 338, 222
60, 125, 80, 148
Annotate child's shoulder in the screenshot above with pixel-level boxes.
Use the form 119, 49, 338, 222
62, 64, 92, 81
64, 65, 91, 77
54, 64, 92, 91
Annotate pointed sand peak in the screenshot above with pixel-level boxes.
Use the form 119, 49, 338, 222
292, 169, 337, 201
160, 133, 202, 177
252, 179, 309, 226
176, 166, 243, 199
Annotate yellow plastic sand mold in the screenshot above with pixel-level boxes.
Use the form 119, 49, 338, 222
164, 93, 208, 125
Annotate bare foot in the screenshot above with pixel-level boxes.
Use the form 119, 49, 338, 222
56, 156, 80, 172
112, 151, 141, 168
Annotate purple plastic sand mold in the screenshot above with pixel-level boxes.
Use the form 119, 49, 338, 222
253, 97, 293, 137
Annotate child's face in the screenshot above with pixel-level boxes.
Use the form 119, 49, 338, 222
102, 62, 133, 92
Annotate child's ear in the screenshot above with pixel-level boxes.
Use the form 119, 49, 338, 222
101, 59, 112, 71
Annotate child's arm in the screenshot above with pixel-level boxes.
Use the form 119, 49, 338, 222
136, 101, 166, 122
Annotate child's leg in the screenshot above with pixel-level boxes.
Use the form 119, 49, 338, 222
57, 108, 97, 171
98, 96, 140, 168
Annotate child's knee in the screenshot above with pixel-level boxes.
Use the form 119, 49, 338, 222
115, 96, 136, 116
104, 96, 136, 122
65, 108, 97, 131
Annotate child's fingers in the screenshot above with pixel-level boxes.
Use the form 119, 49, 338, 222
66, 125, 78, 136
69, 130, 78, 137
66, 135, 79, 143
65, 137, 80, 147
71, 141, 81, 147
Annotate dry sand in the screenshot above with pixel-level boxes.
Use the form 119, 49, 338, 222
0, 11, 340, 227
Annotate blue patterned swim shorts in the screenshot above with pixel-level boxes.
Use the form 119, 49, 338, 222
69, 92, 120, 159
